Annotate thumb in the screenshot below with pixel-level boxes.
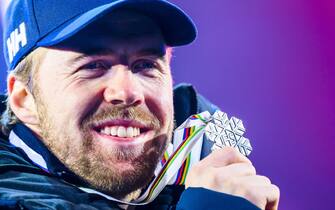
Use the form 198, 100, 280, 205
266, 184, 280, 210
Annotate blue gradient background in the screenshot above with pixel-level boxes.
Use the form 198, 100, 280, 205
1, 1, 334, 209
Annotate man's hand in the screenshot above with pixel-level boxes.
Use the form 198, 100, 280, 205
185, 147, 280, 210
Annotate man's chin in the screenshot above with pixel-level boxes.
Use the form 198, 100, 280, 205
82, 159, 157, 199
71, 134, 170, 197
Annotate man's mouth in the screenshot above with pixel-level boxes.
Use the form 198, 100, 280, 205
92, 119, 153, 142
100, 126, 141, 138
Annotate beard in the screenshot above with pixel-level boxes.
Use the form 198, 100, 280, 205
35, 94, 173, 199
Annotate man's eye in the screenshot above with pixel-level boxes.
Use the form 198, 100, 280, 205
81, 60, 111, 71
132, 60, 157, 73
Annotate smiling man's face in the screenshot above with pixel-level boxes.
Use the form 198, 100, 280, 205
28, 10, 174, 198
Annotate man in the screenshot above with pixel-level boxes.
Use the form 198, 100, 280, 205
0, 0, 279, 209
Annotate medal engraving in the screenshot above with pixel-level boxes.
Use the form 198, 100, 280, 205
205, 110, 252, 156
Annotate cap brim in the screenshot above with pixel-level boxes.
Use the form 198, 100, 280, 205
37, 0, 197, 47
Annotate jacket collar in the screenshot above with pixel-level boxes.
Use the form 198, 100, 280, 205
9, 123, 89, 186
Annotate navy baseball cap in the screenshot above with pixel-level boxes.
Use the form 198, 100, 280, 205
3, 0, 197, 70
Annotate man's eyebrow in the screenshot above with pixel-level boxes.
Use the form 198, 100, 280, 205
69, 47, 166, 64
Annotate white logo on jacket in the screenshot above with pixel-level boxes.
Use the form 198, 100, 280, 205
7, 22, 27, 63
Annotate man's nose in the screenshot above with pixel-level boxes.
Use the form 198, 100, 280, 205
103, 66, 144, 106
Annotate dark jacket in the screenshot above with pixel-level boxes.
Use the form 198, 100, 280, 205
0, 84, 260, 210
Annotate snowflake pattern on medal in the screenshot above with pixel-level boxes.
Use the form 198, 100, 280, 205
205, 110, 252, 156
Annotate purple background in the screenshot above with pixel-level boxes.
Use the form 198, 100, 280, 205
1, 0, 334, 209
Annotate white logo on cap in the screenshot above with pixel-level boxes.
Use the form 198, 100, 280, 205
7, 22, 27, 63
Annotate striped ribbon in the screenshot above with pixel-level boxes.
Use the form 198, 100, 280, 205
172, 126, 194, 185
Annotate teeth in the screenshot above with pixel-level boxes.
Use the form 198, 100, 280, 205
111, 127, 117, 136
117, 126, 127, 137
127, 127, 134, 137
100, 126, 141, 138
105, 127, 111, 135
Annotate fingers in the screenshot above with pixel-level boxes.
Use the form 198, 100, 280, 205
185, 147, 280, 210
228, 176, 279, 210
215, 162, 257, 180
186, 147, 254, 190
199, 147, 252, 168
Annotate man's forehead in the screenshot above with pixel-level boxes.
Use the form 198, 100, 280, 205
52, 34, 166, 61
68, 46, 166, 60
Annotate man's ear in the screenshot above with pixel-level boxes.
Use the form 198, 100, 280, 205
7, 74, 39, 125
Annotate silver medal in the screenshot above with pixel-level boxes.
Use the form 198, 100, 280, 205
205, 110, 252, 156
